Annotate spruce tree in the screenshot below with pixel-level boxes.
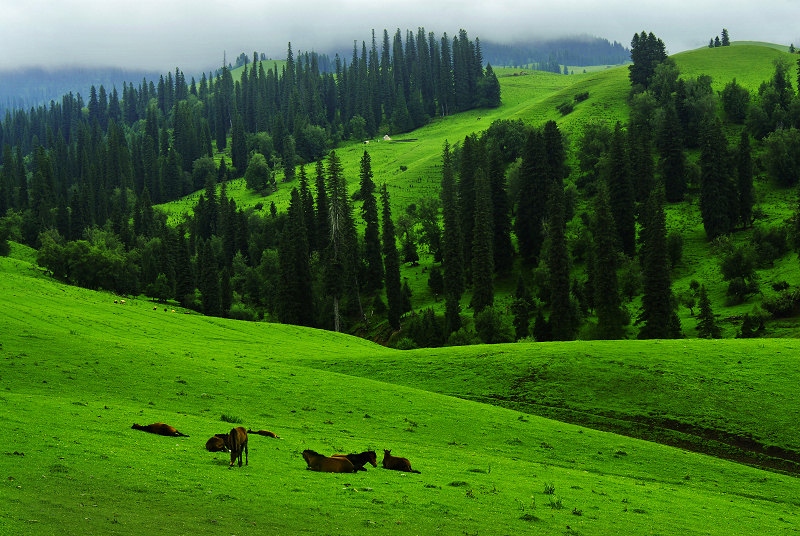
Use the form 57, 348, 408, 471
359, 151, 383, 292
488, 150, 513, 274
736, 131, 754, 228
230, 112, 247, 174
515, 130, 549, 263
469, 168, 494, 315
546, 183, 574, 341
592, 182, 626, 339
606, 122, 636, 256
699, 118, 733, 240
657, 101, 687, 202
278, 188, 314, 326
440, 141, 464, 336
511, 276, 532, 341
695, 284, 721, 338
381, 183, 402, 331
314, 160, 330, 253
637, 186, 682, 339
199, 240, 221, 316
220, 266, 232, 317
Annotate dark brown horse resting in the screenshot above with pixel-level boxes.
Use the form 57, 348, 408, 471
228, 427, 248, 468
302, 450, 355, 473
382, 449, 421, 473
247, 429, 280, 438
332, 451, 377, 472
131, 423, 189, 437
205, 434, 230, 452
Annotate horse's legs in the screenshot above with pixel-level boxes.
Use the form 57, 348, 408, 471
244, 441, 248, 466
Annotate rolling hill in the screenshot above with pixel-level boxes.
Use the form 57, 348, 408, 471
1, 243, 799, 535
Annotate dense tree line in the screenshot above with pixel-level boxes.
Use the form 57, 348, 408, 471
481, 37, 630, 69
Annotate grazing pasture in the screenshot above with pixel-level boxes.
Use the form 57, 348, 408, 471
1, 245, 800, 535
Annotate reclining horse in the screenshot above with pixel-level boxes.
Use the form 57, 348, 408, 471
332, 451, 377, 471
205, 433, 231, 452
302, 450, 355, 473
131, 423, 189, 437
382, 449, 420, 473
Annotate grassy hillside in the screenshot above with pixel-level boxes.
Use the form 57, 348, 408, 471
2, 245, 800, 535
152, 43, 800, 342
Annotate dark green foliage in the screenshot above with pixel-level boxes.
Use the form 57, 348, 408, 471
440, 142, 464, 336
474, 307, 514, 344
532, 308, 551, 342
592, 182, 626, 339
605, 123, 636, 256
721, 79, 750, 123
511, 276, 532, 341
515, 130, 549, 263
721, 29, 730, 46
546, 184, 575, 341
737, 310, 765, 338
695, 285, 721, 338
628, 31, 667, 90
199, 240, 221, 316
401, 229, 419, 264
761, 288, 800, 318
381, 184, 402, 331
637, 186, 682, 339
278, 188, 314, 326
359, 151, 383, 293
427, 265, 444, 297
230, 112, 247, 174
656, 102, 687, 202
736, 131, 754, 227
699, 118, 734, 240
469, 169, 494, 315
666, 231, 683, 268
487, 150, 513, 274
403, 308, 444, 348
219, 267, 232, 316
0, 224, 10, 256
718, 241, 760, 304
762, 128, 800, 188
401, 280, 413, 315
752, 225, 789, 266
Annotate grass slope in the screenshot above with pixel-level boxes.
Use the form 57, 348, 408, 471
2, 249, 800, 535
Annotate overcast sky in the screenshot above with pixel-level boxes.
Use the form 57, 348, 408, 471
1, 0, 798, 72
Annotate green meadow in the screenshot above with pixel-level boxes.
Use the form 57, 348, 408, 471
2, 245, 800, 535
5, 42, 800, 535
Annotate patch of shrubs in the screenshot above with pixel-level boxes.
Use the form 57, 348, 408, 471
556, 101, 574, 115
751, 224, 789, 266
761, 287, 800, 318
574, 91, 589, 103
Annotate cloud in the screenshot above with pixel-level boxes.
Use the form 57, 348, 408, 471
0, 0, 797, 72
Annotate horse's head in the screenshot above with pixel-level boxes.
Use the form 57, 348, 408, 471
367, 451, 377, 467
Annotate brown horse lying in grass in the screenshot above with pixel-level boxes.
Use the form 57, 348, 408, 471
131, 423, 189, 437
228, 427, 248, 468
382, 449, 420, 473
302, 450, 355, 473
205, 434, 230, 452
332, 451, 377, 472
247, 429, 280, 438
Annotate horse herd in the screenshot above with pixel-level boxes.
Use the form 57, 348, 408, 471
131, 422, 421, 474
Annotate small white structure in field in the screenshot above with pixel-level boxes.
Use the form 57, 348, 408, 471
383, 134, 391, 141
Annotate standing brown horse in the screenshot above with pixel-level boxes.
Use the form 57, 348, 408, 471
228, 427, 248, 468
302, 450, 355, 473
131, 423, 189, 437
382, 449, 420, 473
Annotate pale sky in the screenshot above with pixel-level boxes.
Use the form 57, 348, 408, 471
1, 0, 798, 72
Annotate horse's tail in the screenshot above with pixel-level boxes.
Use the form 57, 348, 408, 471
176, 431, 189, 437
409, 469, 421, 474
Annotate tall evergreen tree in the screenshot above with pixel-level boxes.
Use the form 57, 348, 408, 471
637, 186, 682, 339
511, 276, 532, 340
699, 118, 733, 240
736, 130, 754, 228
515, 130, 549, 263
381, 183, 402, 331
440, 141, 464, 336
278, 188, 314, 326
488, 149, 513, 274
657, 101, 687, 202
230, 112, 247, 174
605, 122, 636, 256
199, 240, 221, 316
592, 182, 626, 339
695, 284, 721, 338
546, 183, 574, 341
359, 150, 383, 292
469, 168, 494, 315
